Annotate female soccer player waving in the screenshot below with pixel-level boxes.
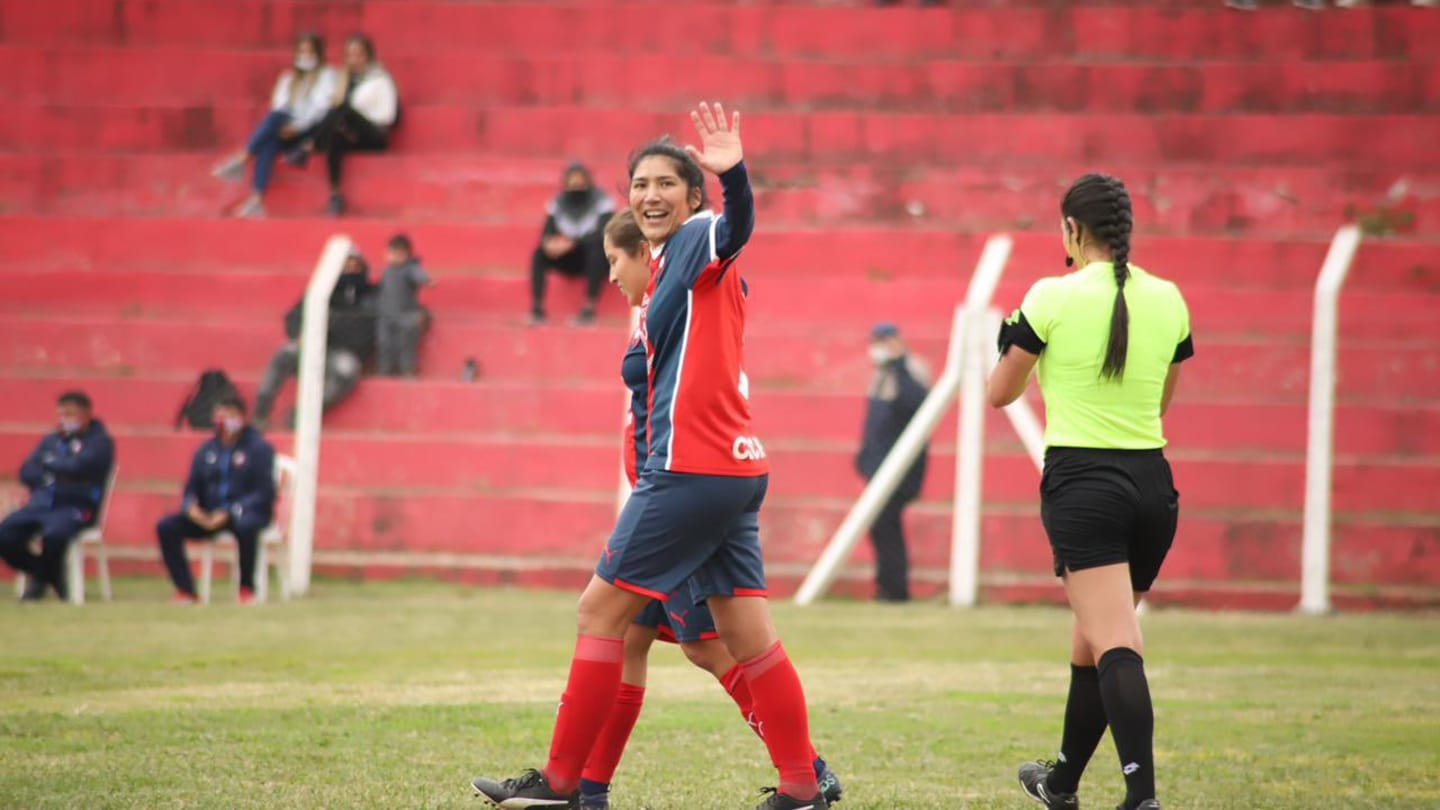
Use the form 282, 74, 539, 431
473, 104, 832, 810
989, 174, 1193, 810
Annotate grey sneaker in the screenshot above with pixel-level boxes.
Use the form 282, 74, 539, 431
235, 195, 265, 219
755, 787, 828, 810
211, 155, 246, 182
1019, 760, 1079, 809
471, 769, 574, 808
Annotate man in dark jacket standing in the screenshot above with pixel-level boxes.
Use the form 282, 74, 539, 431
0, 391, 115, 601
855, 323, 931, 602
156, 394, 276, 604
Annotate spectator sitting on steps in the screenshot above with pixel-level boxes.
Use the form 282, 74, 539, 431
0, 391, 115, 602
253, 249, 377, 430
530, 162, 615, 326
212, 32, 338, 218
156, 394, 276, 606
295, 33, 400, 217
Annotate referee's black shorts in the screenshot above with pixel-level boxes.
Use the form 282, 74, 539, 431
1039, 446, 1179, 592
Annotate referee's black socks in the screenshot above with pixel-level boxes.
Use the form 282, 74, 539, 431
1097, 647, 1156, 808
1049, 663, 1106, 794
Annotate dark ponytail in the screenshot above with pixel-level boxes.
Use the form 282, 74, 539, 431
1061, 173, 1134, 380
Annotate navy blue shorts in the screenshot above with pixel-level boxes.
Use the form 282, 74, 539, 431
597, 471, 768, 604
634, 583, 719, 644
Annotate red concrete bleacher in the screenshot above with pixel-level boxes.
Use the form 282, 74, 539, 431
0, 0, 1436, 607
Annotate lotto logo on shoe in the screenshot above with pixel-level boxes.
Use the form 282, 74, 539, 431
732, 436, 767, 461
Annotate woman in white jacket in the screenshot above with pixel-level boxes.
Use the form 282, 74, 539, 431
213, 32, 337, 218
308, 33, 399, 216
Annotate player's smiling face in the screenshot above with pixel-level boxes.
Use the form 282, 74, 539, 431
630, 156, 701, 244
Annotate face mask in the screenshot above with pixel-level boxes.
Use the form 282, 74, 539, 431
59, 418, 81, 434
219, 416, 244, 436
295, 54, 319, 72
869, 346, 894, 366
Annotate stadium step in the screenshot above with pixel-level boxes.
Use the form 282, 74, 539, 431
4, 216, 1438, 293
5, 45, 1435, 115
2, 153, 1432, 237
7, 1, 1435, 61
3, 317, 1438, 401
11, 483, 1434, 592
4, 271, 1438, 342
1, 427, 1435, 514
5, 376, 1439, 457
7, 104, 1437, 168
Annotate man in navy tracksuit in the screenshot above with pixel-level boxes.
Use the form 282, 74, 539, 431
155, 394, 276, 604
0, 391, 115, 601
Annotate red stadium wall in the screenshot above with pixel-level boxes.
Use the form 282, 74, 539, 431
1, 0, 1437, 609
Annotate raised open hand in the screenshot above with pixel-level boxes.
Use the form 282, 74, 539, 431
684, 102, 743, 176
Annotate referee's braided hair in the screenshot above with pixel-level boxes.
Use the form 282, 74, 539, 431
1062, 173, 1133, 380
627, 136, 710, 212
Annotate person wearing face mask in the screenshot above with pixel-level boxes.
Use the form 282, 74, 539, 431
212, 32, 338, 218
253, 249, 376, 429
854, 322, 931, 603
530, 162, 616, 326
305, 33, 400, 217
154, 394, 276, 605
0, 391, 115, 601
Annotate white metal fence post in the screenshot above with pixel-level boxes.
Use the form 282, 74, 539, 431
796, 235, 1012, 605
1299, 225, 1362, 615
286, 235, 353, 597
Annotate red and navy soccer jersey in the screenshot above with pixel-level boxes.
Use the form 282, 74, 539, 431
640, 163, 766, 478
621, 327, 648, 487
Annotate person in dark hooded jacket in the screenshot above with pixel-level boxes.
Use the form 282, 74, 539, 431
254, 249, 376, 428
155, 394, 276, 604
529, 162, 615, 325
0, 391, 115, 601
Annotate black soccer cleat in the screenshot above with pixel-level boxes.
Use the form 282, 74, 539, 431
471, 769, 575, 808
755, 787, 829, 810
816, 763, 844, 804
1118, 802, 1160, 810
1018, 760, 1080, 809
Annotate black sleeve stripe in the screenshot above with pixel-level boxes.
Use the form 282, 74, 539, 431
1173, 334, 1195, 364
1008, 311, 1046, 355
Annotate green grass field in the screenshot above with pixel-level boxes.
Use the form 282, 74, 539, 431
1, 580, 1436, 809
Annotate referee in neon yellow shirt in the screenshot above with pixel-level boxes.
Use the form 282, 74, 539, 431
988, 174, 1193, 810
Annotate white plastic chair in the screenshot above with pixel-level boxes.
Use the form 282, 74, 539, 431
194, 454, 296, 604
14, 465, 117, 605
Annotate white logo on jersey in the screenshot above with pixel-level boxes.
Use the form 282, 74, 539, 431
732, 436, 767, 461
738, 370, 750, 401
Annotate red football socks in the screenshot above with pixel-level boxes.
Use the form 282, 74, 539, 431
739, 642, 820, 798
543, 634, 624, 794
719, 664, 819, 764
579, 681, 647, 785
